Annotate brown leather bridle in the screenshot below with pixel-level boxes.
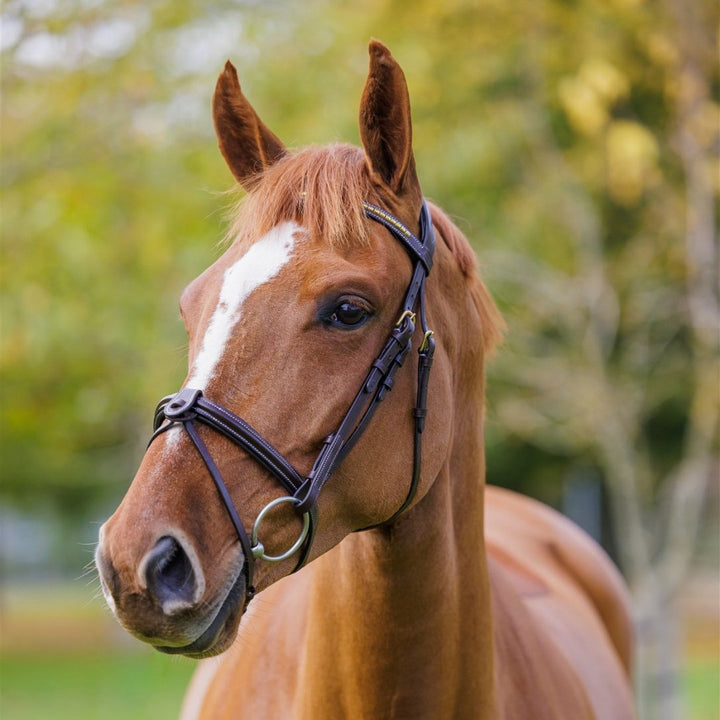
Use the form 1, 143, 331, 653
149, 200, 436, 608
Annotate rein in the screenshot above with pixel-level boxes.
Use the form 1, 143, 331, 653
149, 199, 436, 606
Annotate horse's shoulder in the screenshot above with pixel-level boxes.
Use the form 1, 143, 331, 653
484, 485, 633, 675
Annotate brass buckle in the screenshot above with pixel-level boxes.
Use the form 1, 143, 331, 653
395, 310, 416, 328
419, 330, 434, 353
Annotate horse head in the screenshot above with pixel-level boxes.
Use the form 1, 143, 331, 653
95, 40, 500, 659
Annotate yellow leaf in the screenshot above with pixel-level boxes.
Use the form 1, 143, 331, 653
606, 120, 660, 205
580, 59, 629, 104
559, 76, 608, 136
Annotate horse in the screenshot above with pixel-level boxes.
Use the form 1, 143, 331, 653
95, 41, 635, 719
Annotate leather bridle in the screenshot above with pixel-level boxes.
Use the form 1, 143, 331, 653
149, 199, 436, 607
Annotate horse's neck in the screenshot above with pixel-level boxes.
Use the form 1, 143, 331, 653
300, 424, 496, 719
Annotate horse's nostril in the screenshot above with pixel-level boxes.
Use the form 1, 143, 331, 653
143, 536, 198, 612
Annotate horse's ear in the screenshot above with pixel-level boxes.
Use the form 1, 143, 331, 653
359, 40, 420, 200
212, 61, 286, 190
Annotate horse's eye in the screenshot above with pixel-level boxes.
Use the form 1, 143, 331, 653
326, 301, 370, 329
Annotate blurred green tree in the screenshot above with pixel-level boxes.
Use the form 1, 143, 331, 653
1, 1, 716, 717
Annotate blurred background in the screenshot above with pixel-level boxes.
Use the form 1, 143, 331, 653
1, 0, 717, 718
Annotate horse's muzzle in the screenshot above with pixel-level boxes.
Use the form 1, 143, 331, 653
95, 525, 247, 658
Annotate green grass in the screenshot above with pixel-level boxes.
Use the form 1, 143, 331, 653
0, 583, 196, 720
1, 650, 195, 720
685, 657, 720, 720
1, 583, 716, 719
3, 649, 717, 720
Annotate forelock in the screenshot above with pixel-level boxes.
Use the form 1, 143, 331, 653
226, 144, 374, 249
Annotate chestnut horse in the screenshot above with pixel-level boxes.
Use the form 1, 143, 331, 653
95, 41, 635, 719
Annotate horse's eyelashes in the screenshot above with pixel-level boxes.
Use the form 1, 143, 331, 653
326, 300, 371, 329
315, 291, 375, 330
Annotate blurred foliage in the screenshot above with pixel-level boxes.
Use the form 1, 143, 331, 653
2, 4, 717, 717
1, 0, 717, 527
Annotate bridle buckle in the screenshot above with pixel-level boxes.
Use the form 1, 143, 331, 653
419, 330, 435, 354
395, 309, 416, 328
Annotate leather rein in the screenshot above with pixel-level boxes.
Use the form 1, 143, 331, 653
149, 199, 436, 607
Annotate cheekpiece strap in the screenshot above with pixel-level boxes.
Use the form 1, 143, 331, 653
293, 200, 436, 517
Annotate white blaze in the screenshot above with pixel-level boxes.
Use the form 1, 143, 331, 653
187, 222, 299, 391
